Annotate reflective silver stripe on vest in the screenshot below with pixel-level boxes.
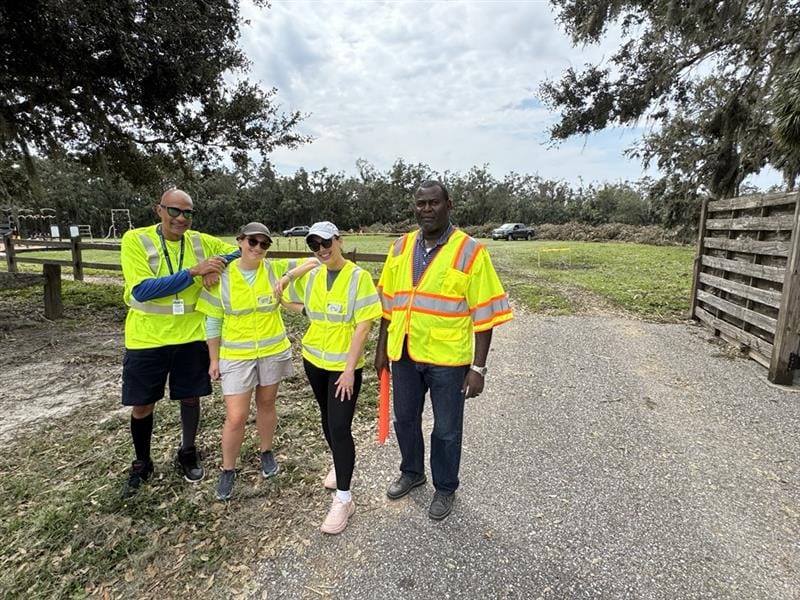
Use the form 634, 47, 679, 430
353, 293, 379, 312
190, 234, 204, 263
220, 269, 232, 313
390, 291, 411, 310
454, 237, 481, 273
286, 259, 302, 303
379, 289, 392, 313
302, 343, 349, 363
139, 233, 161, 273
472, 296, 511, 323
344, 266, 362, 321
139, 232, 206, 275
221, 332, 287, 350
411, 294, 469, 315
304, 269, 326, 320
199, 289, 221, 308
220, 262, 279, 315
392, 235, 407, 257
128, 299, 196, 314
287, 285, 302, 304
304, 266, 362, 322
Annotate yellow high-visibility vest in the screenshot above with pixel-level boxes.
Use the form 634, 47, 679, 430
377, 228, 513, 366
299, 261, 382, 371
121, 225, 235, 349
197, 258, 292, 360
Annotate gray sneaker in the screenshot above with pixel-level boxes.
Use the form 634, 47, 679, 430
261, 451, 279, 478
215, 469, 236, 501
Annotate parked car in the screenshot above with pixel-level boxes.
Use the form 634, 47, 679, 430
491, 223, 535, 240
282, 225, 310, 237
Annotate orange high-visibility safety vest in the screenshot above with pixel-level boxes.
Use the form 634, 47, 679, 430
377, 228, 513, 366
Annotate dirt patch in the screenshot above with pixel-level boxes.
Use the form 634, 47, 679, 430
0, 295, 123, 444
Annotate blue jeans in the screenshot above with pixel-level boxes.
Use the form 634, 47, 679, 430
392, 346, 468, 495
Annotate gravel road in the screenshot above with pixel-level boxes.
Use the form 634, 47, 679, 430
250, 312, 800, 599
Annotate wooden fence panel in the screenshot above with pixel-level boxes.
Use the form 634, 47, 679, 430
691, 191, 800, 384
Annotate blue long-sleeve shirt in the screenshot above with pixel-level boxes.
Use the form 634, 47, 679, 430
131, 250, 241, 302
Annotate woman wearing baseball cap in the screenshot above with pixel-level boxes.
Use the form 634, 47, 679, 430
284, 221, 382, 534
196, 222, 318, 501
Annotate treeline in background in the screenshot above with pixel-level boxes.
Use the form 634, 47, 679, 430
3, 154, 769, 243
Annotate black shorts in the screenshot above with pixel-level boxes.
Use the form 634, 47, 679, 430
122, 341, 212, 406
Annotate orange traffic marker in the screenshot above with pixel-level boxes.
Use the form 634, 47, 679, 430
378, 368, 390, 444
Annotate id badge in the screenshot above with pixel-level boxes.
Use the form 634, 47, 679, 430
327, 302, 343, 314
172, 298, 185, 315
257, 295, 273, 306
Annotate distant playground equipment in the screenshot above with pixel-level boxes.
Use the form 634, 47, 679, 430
106, 209, 132, 239
77, 224, 93, 239
1, 206, 56, 239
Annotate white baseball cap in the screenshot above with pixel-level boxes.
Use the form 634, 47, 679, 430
306, 221, 339, 240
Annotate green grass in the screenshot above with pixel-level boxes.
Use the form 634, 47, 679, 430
483, 239, 694, 319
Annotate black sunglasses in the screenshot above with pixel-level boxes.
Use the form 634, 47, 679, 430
160, 204, 194, 219
245, 236, 271, 250
307, 237, 334, 252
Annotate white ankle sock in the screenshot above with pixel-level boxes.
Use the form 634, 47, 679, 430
336, 489, 352, 503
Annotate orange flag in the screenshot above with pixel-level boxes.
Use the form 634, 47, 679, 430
378, 368, 390, 444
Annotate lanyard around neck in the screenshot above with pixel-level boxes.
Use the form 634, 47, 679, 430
157, 225, 185, 275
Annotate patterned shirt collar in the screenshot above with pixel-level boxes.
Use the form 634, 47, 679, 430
416, 223, 454, 252
412, 223, 454, 286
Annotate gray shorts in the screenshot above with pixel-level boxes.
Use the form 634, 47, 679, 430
219, 348, 294, 395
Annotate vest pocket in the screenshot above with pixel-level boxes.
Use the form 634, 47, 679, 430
429, 327, 465, 342
441, 268, 469, 297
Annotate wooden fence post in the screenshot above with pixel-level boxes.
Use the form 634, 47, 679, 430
70, 234, 84, 281
769, 196, 800, 384
43, 264, 63, 320
688, 196, 710, 321
4, 233, 17, 273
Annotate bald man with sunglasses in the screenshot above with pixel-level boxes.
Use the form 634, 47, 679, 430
119, 188, 238, 498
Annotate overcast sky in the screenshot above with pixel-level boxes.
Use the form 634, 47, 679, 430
239, 0, 780, 188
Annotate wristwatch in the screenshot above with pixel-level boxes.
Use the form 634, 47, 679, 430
470, 364, 488, 377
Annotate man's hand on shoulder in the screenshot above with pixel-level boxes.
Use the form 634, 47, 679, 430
190, 257, 225, 278
202, 272, 220, 288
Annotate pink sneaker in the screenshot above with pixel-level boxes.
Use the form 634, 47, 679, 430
323, 466, 337, 490
320, 497, 355, 535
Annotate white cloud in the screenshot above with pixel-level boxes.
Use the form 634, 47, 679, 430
240, 0, 777, 188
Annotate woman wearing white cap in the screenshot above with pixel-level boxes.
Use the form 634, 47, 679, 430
196, 222, 318, 501
285, 221, 382, 534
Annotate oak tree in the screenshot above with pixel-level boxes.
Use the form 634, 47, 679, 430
541, 0, 800, 197
0, 0, 308, 191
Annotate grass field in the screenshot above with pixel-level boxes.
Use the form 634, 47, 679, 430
0, 235, 695, 597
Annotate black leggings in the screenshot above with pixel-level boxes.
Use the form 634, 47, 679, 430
303, 358, 362, 491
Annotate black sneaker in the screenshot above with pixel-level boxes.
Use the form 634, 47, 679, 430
428, 491, 455, 521
175, 446, 204, 482
215, 469, 236, 501
121, 459, 154, 498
